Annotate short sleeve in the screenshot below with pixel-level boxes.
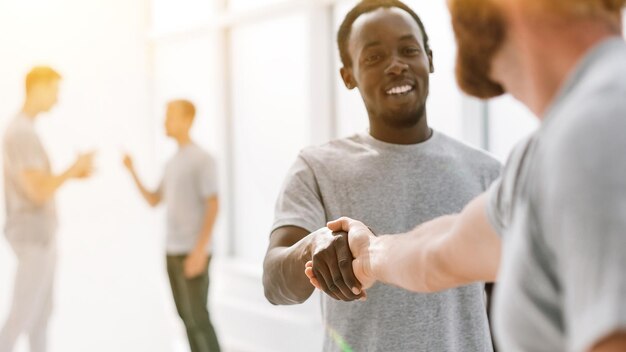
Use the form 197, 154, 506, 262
198, 155, 218, 198
485, 176, 507, 236
542, 118, 626, 352
483, 158, 503, 191
484, 136, 534, 237
3, 128, 48, 178
271, 154, 326, 234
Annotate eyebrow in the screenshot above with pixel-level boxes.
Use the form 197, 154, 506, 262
362, 34, 419, 49
362, 40, 382, 51
399, 34, 418, 42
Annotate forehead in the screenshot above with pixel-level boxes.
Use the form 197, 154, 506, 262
349, 7, 424, 51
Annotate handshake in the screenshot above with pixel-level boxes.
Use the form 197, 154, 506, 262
303, 217, 379, 302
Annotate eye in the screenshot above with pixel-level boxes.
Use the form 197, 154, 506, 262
364, 54, 382, 65
403, 46, 421, 56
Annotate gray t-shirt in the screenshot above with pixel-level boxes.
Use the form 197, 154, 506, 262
2, 114, 57, 245
273, 130, 501, 351
487, 38, 626, 352
159, 143, 218, 255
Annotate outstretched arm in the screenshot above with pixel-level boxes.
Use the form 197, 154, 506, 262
123, 154, 161, 207
22, 151, 95, 205
309, 193, 501, 293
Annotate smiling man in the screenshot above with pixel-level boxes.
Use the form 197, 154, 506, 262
262, 1, 501, 351
311, 0, 626, 351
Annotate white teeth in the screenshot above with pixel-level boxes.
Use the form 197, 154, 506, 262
386, 85, 413, 95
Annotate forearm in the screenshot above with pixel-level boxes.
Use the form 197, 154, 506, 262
372, 216, 456, 293
192, 197, 218, 252
129, 170, 160, 206
371, 194, 501, 293
23, 167, 75, 205
263, 234, 315, 305
591, 333, 626, 352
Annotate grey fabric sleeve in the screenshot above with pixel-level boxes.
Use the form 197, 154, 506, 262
485, 177, 506, 237
483, 156, 503, 191
543, 120, 626, 352
271, 153, 326, 235
485, 137, 535, 238
199, 155, 218, 198
4, 129, 46, 176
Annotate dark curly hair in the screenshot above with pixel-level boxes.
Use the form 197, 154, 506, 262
337, 0, 431, 67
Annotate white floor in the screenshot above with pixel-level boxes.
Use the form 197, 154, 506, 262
0, 204, 193, 352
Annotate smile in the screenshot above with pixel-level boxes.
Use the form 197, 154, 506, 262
385, 84, 414, 96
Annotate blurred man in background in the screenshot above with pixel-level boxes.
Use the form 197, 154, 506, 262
0, 66, 94, 352
123, 99, 220, 352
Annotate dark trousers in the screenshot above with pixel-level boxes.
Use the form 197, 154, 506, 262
166, 255, 221, 352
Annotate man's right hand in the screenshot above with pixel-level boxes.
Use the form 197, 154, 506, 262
70, 151, 95, 179
327, 218, 378, 291
122, 154, 134, 173
306, 218, 378, 295
306, 227, 364, 301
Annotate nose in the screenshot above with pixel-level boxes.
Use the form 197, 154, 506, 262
384, 55, 409, 75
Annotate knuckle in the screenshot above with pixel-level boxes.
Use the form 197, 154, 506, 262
338, 259, 351, 269
312, 251, 325, 261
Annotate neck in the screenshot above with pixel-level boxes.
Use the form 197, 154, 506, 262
21, 99, 41, 120
176, 134, 192, 147
369, 112, 431, 145
502, 16, 620, 117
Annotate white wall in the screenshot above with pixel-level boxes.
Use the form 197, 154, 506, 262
0, 1, 191, 351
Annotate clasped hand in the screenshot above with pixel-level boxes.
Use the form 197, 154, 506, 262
305, 218, 378, 301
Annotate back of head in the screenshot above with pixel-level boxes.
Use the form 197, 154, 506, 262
25, 66, 61, 94
541, 0, 626, 14
526, 0, 625, 29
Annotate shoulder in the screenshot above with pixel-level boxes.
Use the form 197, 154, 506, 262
298, 134, 366, 165
434, 131, 502, 171
544, 65, 626, 172
3, 118, 36, 146
188, 144, 217, 166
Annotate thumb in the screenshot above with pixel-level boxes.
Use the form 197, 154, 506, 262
327, 217, 351, 232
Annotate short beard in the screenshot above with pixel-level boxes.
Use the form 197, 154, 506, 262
379, 103, 426, 129
450, 0, 507, 99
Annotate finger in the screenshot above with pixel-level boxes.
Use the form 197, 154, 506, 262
312, 263, 347, 301
334, 235, 362, 296
309, 276, 322, 291
316, 250, 357, 301
304, 266, 315, 280
328, 237, 361, 299
305, 267, 322, 291
305, 265, 322, 290
327, 217, 354, 232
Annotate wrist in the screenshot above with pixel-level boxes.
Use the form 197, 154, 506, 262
64, 167, 78, 180
304, 227, 333, 258
369, 235, 388, 284
192, 245, 207, 255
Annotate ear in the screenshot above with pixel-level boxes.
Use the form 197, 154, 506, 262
340, 67, 357, 90
427, 49, 434, 74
